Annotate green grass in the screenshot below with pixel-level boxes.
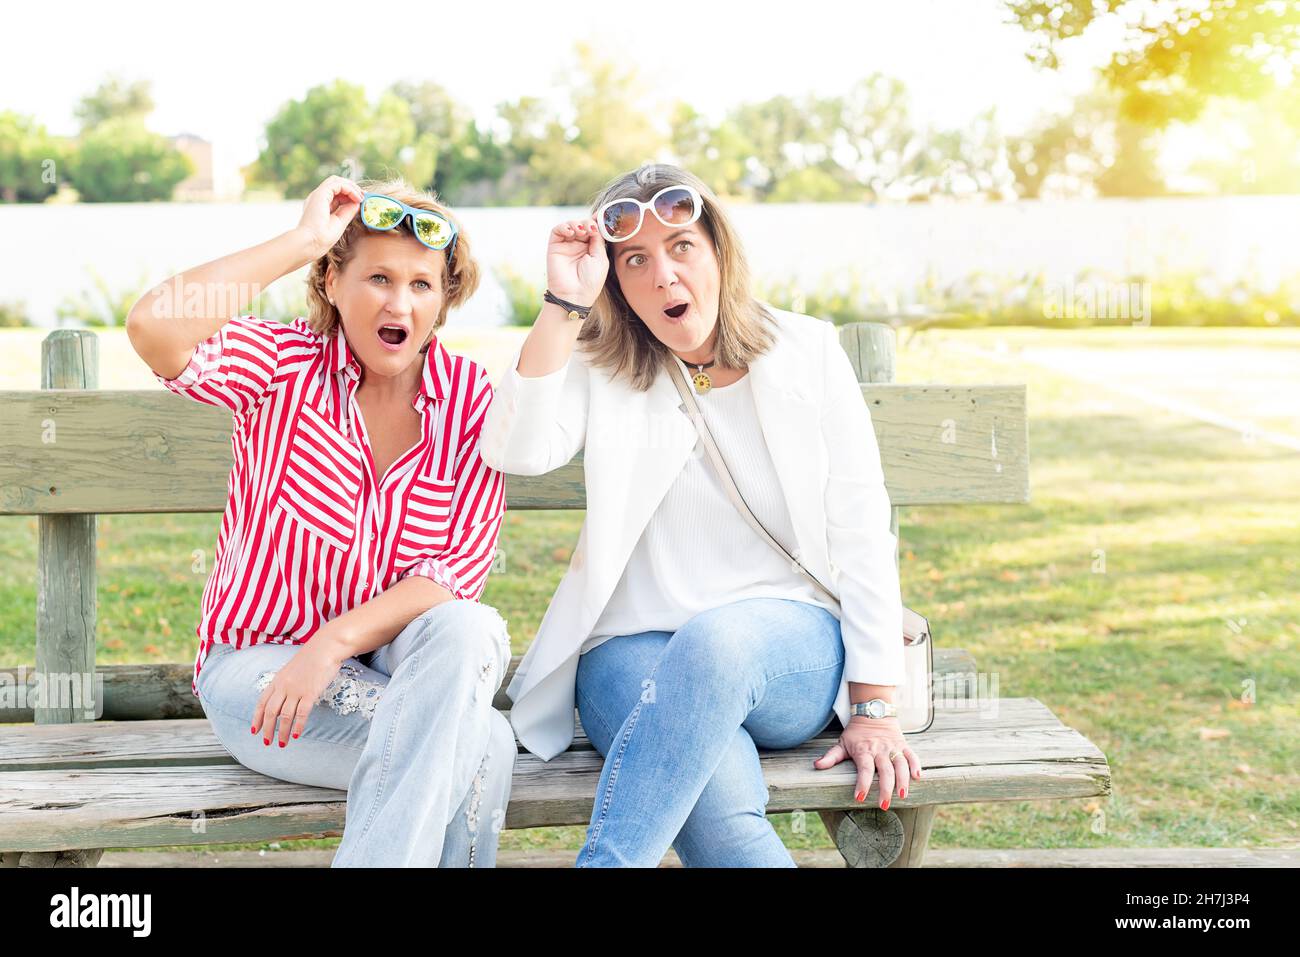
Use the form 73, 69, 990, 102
3, 326, 1298, 855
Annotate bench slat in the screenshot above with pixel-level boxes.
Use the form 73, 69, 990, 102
0, 699, 1108, 850
0, 759, 1108, 852
0, 385, 1027, 515
0, 648, 979, 723
0, 695, 1057, 772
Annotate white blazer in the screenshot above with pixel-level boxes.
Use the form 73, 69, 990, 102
479, 306, 905, 761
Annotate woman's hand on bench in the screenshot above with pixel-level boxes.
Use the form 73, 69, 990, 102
250, 631, 349, 748
813, 716, 923, 811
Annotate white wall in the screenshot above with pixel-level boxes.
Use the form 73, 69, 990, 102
2, 194, 1297, 328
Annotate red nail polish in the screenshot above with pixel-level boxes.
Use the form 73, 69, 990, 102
279, 740, 285, 748
250, 726, 256, 734
263, 738, 269, 745
292, 732, 299, 739
854, 790, 865, 802
881, 799, 890, 810
901, 789, 907, 798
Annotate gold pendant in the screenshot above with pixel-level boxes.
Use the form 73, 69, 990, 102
692, 370, 712, 394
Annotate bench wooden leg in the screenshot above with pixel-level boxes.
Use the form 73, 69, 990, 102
1, 849, 105, 868
818, 806, 937, 868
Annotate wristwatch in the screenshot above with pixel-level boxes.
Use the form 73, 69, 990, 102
851, 698, 897, 719
543, 290, 593, 321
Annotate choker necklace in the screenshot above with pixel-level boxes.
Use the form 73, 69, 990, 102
684, 357, 716, 394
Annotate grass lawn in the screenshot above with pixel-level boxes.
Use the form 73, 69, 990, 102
2, 325, 1296, 856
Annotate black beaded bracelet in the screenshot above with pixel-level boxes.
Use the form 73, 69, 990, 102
543, 290, 593, 321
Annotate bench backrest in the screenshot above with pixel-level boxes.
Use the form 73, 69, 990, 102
0, 323, 1027, 723
2, 325, 1027, 514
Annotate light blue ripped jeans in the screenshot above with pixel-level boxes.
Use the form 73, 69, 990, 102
574, 598, 844, 867
196, 599, 517, 867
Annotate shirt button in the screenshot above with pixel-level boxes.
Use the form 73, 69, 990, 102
369, 532, 376, 541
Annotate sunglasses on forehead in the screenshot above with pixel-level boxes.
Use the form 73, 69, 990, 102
596, 184, 703, 243
359, 193, 459, 262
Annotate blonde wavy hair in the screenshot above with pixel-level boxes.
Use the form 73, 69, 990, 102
305, 177, 480, 348
578, 163, 776, 391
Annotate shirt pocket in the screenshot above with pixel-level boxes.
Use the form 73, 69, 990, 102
395, 474, 457, 566
272, 403, 364, 551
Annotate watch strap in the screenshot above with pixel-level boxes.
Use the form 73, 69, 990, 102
852, 699, 898, 718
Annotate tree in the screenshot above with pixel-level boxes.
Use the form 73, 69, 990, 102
1094, 114, 1166, 196
833, 74, 925, 201
496, 43, 668, 205
683, 74, 1017, 203
388, 80, 463, 193
388, 79, 508, 201
68, 118, 193, 202
1009, 87, 1166, 197
0, 111, 66, 202
439, 122, 510, 203
1183, 88, 1300, 193
669, 103, 753, 198
74, 75, 155, 130
727, 94, 843, 200
365, 90, 420, 182
1009, 107, 1100, 198
1006, 1, 1300, 126
924, 110, 1019, 200
249, 81, 421, 197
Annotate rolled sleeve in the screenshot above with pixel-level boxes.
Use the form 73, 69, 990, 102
400, 368, 507, 602
400, 555, 465, 598
155, 314, 282, 415
820, 321, 906, 687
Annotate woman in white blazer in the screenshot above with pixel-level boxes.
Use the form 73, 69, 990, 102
479, 163, 924, 867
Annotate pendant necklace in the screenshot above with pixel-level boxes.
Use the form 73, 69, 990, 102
688, 357, 717, 394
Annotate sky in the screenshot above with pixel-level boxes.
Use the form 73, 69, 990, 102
5, 0, 1116, 178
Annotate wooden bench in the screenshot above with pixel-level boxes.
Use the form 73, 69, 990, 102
0, 322, 1110, 868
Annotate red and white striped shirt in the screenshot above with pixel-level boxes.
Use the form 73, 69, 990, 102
154, 314, 506, 697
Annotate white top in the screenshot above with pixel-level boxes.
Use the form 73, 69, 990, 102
583, 357, 837, 653
480, 306, 907, 761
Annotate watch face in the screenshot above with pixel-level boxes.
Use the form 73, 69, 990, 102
868, 700, 885, 718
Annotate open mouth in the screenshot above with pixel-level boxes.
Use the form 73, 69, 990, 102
664, 302, 689, 319
377, 325, 409, 346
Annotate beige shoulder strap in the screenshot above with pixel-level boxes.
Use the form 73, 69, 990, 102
664, 356, 931, 646
665, 357, 841, 610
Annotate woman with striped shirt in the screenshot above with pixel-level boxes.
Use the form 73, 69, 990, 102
125, 175, 516, 867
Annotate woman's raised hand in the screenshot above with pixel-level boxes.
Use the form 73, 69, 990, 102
546, 218, 608, 307
297, 176, 365, 259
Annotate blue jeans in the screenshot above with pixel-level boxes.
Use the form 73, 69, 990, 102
196, 599, 517, 867
574, 597, 844, 867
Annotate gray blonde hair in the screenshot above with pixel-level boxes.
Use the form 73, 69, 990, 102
578, 163, 776, 391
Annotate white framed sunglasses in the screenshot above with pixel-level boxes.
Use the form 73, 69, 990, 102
596, 184, 703, 243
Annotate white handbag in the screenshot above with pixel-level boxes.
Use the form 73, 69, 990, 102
666, 358, 934, 734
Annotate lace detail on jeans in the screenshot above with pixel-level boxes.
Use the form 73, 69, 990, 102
464, 747, 492, 869
472, 606, 511, 705
254, 662, 384, 721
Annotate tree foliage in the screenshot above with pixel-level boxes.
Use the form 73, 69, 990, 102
248, 80, 420, 197
1008, 87, 1166, 197
0, 111, 65, 202
1006, 0, 1300, 125
74, 75, 155, 130
68, 117, 193, 202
